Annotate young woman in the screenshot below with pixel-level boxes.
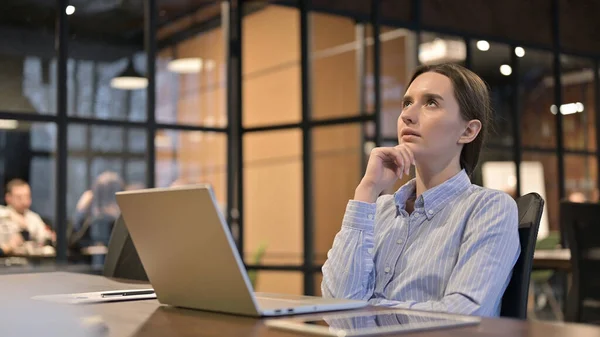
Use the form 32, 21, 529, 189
321, 63, 520, 317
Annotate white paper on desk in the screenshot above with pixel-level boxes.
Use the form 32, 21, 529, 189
31, 288, 156, 304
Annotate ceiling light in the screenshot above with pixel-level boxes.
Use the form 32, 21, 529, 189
550, 102, 584, 115
515, 47, 525, 58
66, 5, 75, 15
0, 120, 18, 130
476, 40, 490, 51
167, 58, 203, 74
111, 59, 147, 90
500, 64, 512, 76
418, 39, 466, 64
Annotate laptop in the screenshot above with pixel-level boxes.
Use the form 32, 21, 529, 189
114, 184, 367, 317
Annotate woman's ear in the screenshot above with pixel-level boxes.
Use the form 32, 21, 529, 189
458, 119, 482, 144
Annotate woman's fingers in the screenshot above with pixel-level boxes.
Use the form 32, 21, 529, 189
394, 145, 415, 175
371, 145, 415, 180
374, 147, 404, 179
394, 146, 411, 175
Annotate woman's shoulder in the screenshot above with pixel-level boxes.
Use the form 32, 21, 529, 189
463, 184, 518, 210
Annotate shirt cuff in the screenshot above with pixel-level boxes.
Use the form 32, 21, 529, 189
342, 200, 377, 230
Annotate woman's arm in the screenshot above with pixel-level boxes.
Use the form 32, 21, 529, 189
322, 145, 413, 301
321, 200, 378, 300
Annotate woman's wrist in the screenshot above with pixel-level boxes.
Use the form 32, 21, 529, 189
354, 183, 380, 203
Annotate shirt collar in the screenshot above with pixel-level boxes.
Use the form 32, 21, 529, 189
394, 169, 471, 220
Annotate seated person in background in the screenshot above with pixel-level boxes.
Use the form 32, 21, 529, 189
321, 64, 520, 317
0, 179, 53, 252
70, 171, 124, 249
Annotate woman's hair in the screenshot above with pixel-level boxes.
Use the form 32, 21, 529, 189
407, 63, 492, 177
91, 171, 124, 218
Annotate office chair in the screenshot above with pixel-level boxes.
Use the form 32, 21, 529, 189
103, 215, 149, 282
561, 201, 600, 324
501, 192, 544, 319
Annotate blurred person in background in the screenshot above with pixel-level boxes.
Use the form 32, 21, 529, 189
0, 179, 54, 255
70, 171, 124, 249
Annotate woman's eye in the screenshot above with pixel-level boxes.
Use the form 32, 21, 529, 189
426, 99, 438, 107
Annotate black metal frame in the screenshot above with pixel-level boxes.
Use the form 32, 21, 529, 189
299, 0, 315, 294
510, 44, 522, 196
551, 0, 565, 200
226, 0, 244, 256
55, 0, 68, 263
0, 0, 594, 294
144, 0, 157, 190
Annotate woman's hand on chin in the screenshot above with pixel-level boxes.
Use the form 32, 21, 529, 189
354, 144, 415, 203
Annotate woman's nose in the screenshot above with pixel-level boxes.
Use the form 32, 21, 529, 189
401, 108, 417, 125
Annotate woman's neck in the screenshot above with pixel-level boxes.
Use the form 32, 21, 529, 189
414, 156, 462, 198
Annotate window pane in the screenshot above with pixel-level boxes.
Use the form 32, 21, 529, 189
68, 124, 87, 151
520, 49, 555, 149
477, 149, 515, 196
67, 125, 146, 229
252, 271, 303, 295
126, 160, 146, 190
312, 12, 360, 119
313, 124, 363, 265
243, 3, 301, 127
522, 152, 557, 238
67, 54, 147, 121
565, 154, 598, 203
155, 129, 227, 209
156, 1, 226, 126
0, 121, 56, 225
244, 130, 302, 266
481, 150, 554, 240
314, 272, 323, 296
67, 0, 146, 121
0, 2, 56, 114
377, 27, 416, 139
91, 126, 124, 152
471, 41, 513, 146
561, 57, 595, 152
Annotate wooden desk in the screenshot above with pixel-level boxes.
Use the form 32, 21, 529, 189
4, 272, 600, 337
533, 249, 571, 271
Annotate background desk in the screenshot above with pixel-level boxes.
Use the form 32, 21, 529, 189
533, 248, 571, 271
4, 272, 600, 337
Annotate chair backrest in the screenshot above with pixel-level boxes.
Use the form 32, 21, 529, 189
560, 201, 600, 323
501, 192, 544, 319
103, 215, 149, 282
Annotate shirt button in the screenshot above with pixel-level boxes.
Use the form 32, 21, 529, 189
396, 239, 402, 244
428, 210, 433, 215
384, 267, 391, 273
368, 248, 373, 254
367, 214, 374, 220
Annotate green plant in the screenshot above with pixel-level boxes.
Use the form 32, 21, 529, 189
247, 242, 268, 289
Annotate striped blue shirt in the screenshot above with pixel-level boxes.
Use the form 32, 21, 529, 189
321, 169, 520, 317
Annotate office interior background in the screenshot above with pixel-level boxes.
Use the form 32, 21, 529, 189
0, 0, 598, 300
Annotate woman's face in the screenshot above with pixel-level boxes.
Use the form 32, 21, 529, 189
398, 71, 468, 162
